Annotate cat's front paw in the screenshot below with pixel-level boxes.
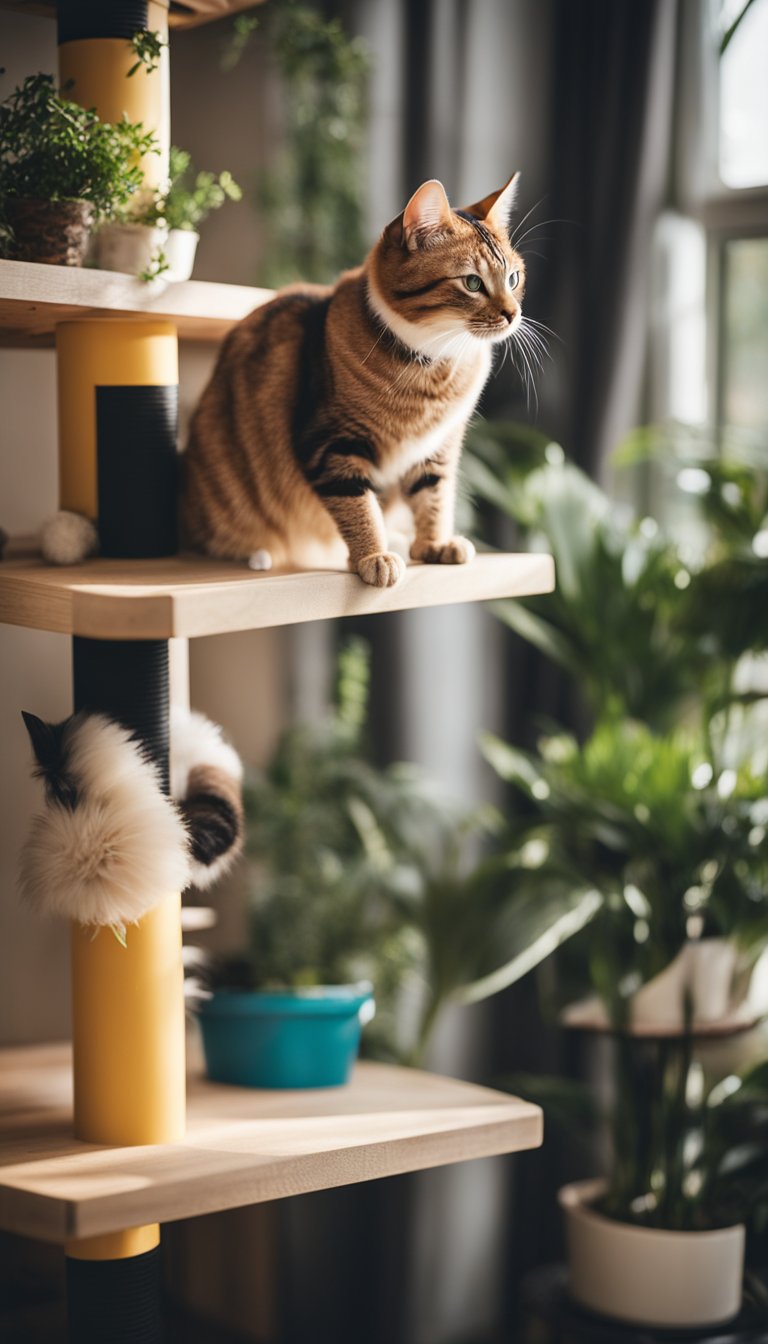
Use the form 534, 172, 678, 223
410, 536, 476, 565
356, 551, 405, 588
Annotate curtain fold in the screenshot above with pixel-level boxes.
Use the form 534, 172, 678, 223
536, 0, 679, 473
283, 3, 681, 1341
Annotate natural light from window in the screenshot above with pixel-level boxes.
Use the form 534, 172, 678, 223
719, 0, 768, 187
723, 238, 768, 428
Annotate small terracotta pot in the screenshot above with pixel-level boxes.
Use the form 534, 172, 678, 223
7, 198, 94, 266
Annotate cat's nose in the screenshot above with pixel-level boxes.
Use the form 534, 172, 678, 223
501, 309, 517, 325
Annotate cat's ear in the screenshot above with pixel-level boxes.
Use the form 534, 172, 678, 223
401, 179, 453, 250
464, 173, 521, 233
21, 711, 59, 769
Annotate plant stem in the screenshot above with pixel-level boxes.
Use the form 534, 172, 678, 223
408, 992, 444, 1070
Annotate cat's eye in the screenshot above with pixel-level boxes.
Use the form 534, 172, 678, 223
464, 274, 483, 293
508, 270, 520, 290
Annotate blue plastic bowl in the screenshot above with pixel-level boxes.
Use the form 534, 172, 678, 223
196, 983, 375, 1089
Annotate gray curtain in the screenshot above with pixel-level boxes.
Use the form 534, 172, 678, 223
282, 3, 681, 1342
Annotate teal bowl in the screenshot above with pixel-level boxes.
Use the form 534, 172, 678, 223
196, 983, 375, 1089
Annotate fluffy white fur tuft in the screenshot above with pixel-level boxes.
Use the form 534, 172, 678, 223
40, 511, 98, 566
19, 716, 190, 926
187, 847, 237, 892
170, 707, 243, 799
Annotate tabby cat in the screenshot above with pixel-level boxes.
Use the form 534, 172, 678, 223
182, 175, 527, 587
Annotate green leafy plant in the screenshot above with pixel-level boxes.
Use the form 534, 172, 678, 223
0, 73, 156, 218
137, 246, 169, 283
482, 718, 768, 1022
127, 29, 166, 77
220, 12, 261, 72
161, 146, 242, 232
468, 420, 768, 1240
131, 146, 242, 233
604, 1039, 768, 1233
234, 639, 599, 1064
466, 420, 768, 727
242, 2, 370, 285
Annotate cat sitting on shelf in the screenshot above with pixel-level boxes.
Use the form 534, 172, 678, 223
181, 175, 529, 586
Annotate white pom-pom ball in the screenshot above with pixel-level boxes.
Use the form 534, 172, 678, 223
40, 511, 99, 566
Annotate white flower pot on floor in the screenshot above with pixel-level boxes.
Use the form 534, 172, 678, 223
559, 1180, 745, 1328
163, 228, 199, 281
94, 222, 168, 276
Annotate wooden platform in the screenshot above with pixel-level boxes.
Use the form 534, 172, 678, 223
0, 259, 273, 347
0, 1043, 542, 1243
0, 552, 555, 640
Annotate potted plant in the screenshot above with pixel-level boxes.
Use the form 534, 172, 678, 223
0, 73, 155, 266
160, 146, 242, 281
195, 639, 408, 1088
195, 639, 600, 1087
467, 423, 768, 1325
95, 146, 242, 282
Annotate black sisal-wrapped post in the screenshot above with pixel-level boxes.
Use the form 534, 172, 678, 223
72, 638, 171, 789
66, 1246, 165, 1344
66, 638, 178, 1344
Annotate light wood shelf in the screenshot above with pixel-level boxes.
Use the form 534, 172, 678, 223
562, 995, 764, 1040
0, 551, 555, 640
0, 259, 274, 347
0, 1043, 542, 1243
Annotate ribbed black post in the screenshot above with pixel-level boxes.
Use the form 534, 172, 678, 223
69, 637, 170, 1340
57, 0, 149, 43
66, 1246, 164, 1344
96, 386, 179, 559
72, 637, 170, 793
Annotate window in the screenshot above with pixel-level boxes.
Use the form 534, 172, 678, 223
656, 0, 768, 441
644, 0, 768, 537
719, 0, 768, 188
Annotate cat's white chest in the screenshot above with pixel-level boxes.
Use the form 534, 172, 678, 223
373, 353, 490, 487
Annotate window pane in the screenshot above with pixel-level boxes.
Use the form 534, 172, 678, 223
722, 238, 768, 428
719, 0, 768, 187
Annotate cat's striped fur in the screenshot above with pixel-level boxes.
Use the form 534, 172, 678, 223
182, 177, 526, 587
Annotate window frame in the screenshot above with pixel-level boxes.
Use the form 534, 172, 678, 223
674, 0, 768, 435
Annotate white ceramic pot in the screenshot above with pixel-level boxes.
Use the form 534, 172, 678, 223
632, 937, 738, 1029
163, 228, 199, 282
93, 222, 168, 276
560, 1179, 745, 1328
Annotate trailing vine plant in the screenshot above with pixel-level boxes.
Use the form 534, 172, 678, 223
127, 30, 167, 77
223, 1, 371, 286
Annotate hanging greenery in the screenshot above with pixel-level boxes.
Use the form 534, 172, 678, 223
224, 1, 371, 286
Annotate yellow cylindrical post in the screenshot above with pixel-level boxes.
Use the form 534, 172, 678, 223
71, 895, 185, 1146
59, 0, 170, 193
56, 321, 178, 518
66, 1226, 161, 1262
56, 8, 180, 1303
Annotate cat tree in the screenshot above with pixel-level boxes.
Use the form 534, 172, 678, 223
0, 3, 553, 1339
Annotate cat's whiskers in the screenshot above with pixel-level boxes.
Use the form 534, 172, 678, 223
518, 318, 549, 368
513, 217, 573, 250
524, 315, 562, 343
506, 317, 550, 415
509, 195, 547, 249
360, 324, 389, 366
